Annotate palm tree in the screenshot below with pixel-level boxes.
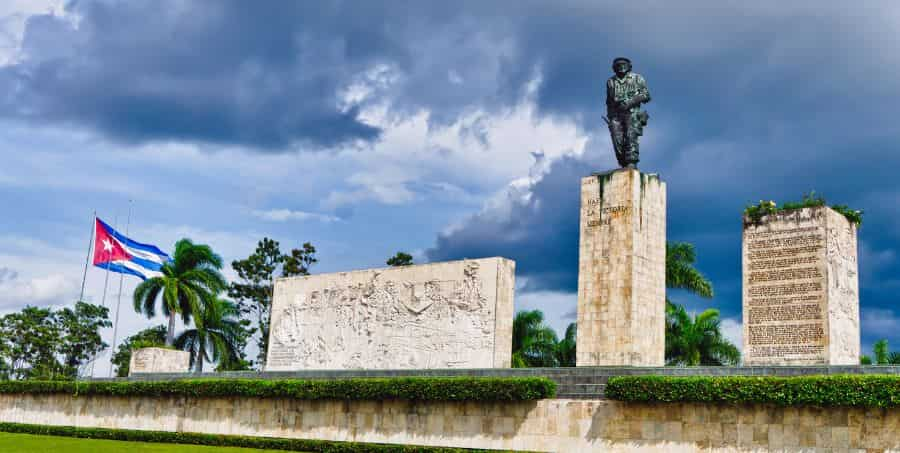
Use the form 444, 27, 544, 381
556, 323, 576, 367
888, 352, 900, 365
133, 239, 227, 346
174, 297, 243, 373
874, 339, 890, 364
665, 302, 740, 366
666, 242, 713, 298
511, 310, 559, 367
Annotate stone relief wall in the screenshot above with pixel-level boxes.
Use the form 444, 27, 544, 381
742, 207, 859, 365
266, 258, 514, 371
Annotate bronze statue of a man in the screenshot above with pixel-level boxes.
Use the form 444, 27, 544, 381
605, 57, 651, 168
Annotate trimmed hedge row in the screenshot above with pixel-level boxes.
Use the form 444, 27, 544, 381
0, 377, 555, 402
0, 422, 525, 452
606, 375, 900, 408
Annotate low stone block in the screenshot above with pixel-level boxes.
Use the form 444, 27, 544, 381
128, 347, 189, 375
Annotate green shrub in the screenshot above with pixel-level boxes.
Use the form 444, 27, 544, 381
0, 422, 526, 452
606, 375, 900, 408
0, 377, 555, 402
743, 191, 862, 226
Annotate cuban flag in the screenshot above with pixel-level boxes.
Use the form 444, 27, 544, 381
92, 218, 170, 280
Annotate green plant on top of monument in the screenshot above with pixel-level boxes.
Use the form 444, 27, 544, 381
133, 239, 227, 346
174, 297, 244, 373
743, 191, 863, 226
386, 251, 414, 266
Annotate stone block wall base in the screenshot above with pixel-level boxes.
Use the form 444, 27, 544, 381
4, 394, 900, 451
576, 168, 666, 366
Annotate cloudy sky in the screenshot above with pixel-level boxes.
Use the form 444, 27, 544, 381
1, 1, 899, 375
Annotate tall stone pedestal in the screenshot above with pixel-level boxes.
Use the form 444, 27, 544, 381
742, 207, 860, 365
576, 169, 666, 366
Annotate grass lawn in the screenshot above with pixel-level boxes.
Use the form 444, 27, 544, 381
0, 432, 302, 452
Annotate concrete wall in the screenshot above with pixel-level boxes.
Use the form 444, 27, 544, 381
3, 392, 900, 452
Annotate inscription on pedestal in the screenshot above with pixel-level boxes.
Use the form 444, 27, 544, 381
742, 207, 859, 365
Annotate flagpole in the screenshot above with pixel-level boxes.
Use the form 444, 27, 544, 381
78, 211, 97, 303
92, 213, 117, 378
109, 201, 132, 377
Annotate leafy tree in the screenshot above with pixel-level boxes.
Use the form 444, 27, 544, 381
861, 355, 873, 365
555, 323, 576, 367
0, 307, 61, 380
56, 302, 111, 378
175, 298, 244, 373
230, 238, 317, 367
386, 252, 414, 267
111, 325, 167, 377
874, 339, 890, 365
283, 242, 318, 276
511, 310, 559, 368
133, 239, 227, 346
665, 302, 740, 366
216, 318, 254, 372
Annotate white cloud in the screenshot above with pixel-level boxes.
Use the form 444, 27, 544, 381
252, 209, 340, 223
720, 317, 743, 353
0, 0, 63, 65
0, 271, 77, 308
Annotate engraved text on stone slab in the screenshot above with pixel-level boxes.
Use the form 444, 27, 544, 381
744, 211, 828, 363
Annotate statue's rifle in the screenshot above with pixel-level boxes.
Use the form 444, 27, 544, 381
602, 115, 624, 156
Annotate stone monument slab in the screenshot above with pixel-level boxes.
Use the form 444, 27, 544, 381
265, 257, 515, 371
742, 206, 860, 365
576, 168, 666, 366
129, 347, 190, 375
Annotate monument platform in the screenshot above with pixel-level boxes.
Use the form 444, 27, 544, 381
117, 365, 900, 399
577, 168, 666, 366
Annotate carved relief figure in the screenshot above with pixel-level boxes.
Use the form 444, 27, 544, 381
269, 261, 494, 369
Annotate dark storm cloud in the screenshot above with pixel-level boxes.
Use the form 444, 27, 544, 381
6, 2, 898, 152
0, 268, 17, 284
423, 2, 900, 350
